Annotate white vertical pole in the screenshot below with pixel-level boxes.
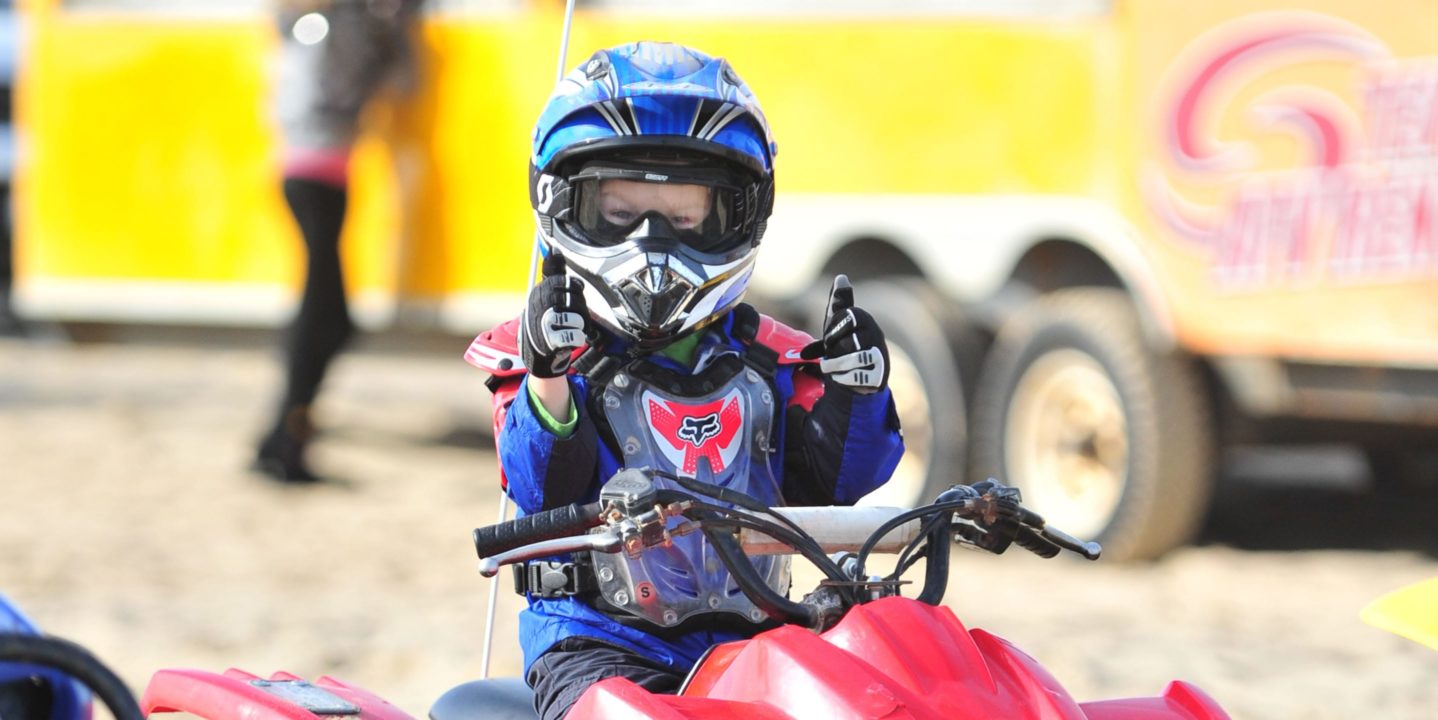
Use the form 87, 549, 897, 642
478, 490, 509, 679
479, 0, 579, 681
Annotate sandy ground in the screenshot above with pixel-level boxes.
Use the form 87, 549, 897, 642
2, 329, 1437, 719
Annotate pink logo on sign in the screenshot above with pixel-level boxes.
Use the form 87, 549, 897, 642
1142, 12, 1438, 286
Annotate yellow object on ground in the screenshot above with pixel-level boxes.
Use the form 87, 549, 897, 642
1361, 578, 1438, 652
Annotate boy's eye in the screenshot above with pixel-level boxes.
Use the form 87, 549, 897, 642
606, 209, 635, 223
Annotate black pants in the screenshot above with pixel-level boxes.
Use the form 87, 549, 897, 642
526, 638, 686, 720
279, 177, 354, 411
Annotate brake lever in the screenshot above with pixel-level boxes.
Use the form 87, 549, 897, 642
1040, 525, 1102, 561
1012, 507, 1102, 561
1013, 526, 1061, 558
478, 532, 623, 577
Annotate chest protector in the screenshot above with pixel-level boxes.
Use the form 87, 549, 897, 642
587, 349, 791, 631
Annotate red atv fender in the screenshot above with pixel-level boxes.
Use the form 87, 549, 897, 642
569, 597, 1229, 720
141, 669, 411, 720
139, 598, 1227, 720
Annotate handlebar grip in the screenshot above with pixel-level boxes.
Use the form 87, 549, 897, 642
1013, 526, 1061, 559
1017, 507, 1046, 528
473, 502, 604, 559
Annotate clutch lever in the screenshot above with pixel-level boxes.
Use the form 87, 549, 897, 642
478, 532, 622, 577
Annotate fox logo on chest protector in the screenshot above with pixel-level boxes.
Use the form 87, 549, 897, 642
678, 414, 722, 447
644, 389, 748, 474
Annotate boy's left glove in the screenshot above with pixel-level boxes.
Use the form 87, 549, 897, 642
800, 275, 889, 394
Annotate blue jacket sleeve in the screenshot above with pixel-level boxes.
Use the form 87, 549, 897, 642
498, 375, 600, 515
780, 368, 905, 507
828, 386, 905, 504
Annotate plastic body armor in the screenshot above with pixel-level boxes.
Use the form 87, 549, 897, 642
588, 352, 791, 629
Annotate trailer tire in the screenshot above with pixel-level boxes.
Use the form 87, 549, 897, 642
970, 288, 1213, 561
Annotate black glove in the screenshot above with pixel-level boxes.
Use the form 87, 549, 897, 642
799, 275, 890, 394
520, 253, 591, 379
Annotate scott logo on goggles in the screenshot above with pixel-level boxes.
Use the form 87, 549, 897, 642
677, 413, 722, 447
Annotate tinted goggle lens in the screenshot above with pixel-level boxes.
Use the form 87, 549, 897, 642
568, 175, 742, 252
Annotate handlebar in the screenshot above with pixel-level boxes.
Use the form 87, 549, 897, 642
471, 501, 604, 559
735, 507, 923, 555
471, 474, 1101, 631
475, 507, 924, 575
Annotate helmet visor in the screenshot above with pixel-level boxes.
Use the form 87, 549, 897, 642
566, 165, 747, 254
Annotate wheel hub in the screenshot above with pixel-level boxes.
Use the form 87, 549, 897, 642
1004, 349, 1128, 538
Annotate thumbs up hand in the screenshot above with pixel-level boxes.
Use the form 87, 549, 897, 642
520, 253, 592, 378
799, 275, 890, 394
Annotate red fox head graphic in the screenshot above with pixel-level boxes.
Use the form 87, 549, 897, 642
644, 389, 746, 474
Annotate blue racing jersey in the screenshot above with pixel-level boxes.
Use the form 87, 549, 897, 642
469, 307, 904, 675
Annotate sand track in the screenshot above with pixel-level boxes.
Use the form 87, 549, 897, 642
2, 333, 1436, 719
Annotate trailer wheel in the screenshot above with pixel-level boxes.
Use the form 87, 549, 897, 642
821, 279, 976, 509
970, 288, 1213, 561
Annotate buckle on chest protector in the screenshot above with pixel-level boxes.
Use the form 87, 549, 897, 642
513, 560, 585, 598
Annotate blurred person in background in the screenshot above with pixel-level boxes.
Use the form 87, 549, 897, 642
254, 0, 425, 483
0, 0, 19, 337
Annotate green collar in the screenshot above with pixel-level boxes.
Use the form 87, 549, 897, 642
655, 332, 702, 367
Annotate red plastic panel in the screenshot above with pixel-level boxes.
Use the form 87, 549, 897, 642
1080, 681, 1232, 720
141, 669, 415, 720
572, 676, 791, 720
577, 597, 1229, 720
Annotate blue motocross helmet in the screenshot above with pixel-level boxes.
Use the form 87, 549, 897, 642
530, 41, 777, 349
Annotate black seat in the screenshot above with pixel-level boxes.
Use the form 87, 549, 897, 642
429, 678, 537, 720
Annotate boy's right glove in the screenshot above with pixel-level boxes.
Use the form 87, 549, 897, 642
800, 274, 890, 394
520, 253, 591, 379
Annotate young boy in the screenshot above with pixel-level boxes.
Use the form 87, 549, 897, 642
466, 41, 903, 720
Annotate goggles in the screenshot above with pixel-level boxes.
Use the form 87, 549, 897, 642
555, 161, 752, 254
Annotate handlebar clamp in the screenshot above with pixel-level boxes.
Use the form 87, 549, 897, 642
513, 560, 590, 598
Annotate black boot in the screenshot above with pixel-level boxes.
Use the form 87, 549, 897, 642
253, 405, 320, 484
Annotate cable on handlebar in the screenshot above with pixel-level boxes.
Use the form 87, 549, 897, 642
890, 510, 954, 580
913, 518, 952, 606
699, 519, 818, 628
651, 470, 812, 537
679, 499, 848, 585
650, 470, 845, 583
879, 503, 960, 606
854, 498, 976, 581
